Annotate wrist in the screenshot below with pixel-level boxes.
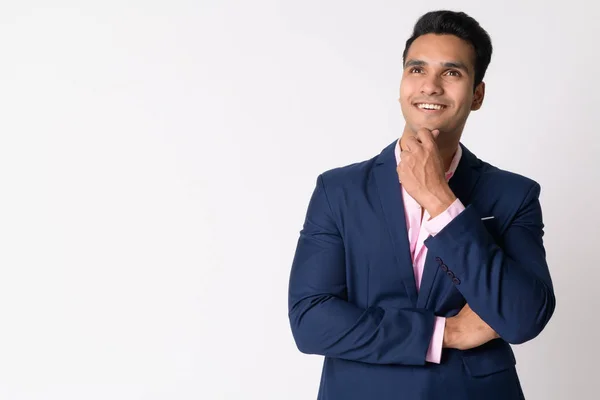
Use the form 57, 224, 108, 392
424, 186, 457, 218
443, 316, 463, 349
442, 319, 454, 348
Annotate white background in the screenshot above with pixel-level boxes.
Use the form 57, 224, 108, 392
0, 1, 598, 399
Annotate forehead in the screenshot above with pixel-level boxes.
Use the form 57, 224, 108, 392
405, 33, 475, 70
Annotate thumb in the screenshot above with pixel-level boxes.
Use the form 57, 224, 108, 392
431, 129, 441, 140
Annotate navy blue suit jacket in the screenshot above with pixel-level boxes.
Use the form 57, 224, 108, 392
288, 140, 555, 399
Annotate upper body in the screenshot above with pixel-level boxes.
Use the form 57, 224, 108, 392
288, 10, 556, 400
288, 139, 554, 399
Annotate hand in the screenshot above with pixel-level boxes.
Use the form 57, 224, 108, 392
397, 128, 456, 218
443, 303, 500, 350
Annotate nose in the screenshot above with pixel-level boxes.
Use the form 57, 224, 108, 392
420, 74, 444, 96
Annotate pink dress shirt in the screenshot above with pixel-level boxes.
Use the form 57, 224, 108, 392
394, 140, 466, 363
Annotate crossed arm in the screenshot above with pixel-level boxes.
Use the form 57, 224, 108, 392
288, 174, 555, 366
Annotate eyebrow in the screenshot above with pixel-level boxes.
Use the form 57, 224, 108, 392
404, 59, 470, 73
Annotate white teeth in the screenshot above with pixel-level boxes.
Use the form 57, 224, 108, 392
417, 103, 444, 110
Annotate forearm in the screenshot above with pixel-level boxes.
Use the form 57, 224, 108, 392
425, 205, 555, 344
288, 292, 436, 365
289, 174, 440, 365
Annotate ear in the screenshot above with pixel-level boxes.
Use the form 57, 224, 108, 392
471, 81, 485, 111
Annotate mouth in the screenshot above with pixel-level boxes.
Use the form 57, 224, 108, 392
414, 103, 447, 112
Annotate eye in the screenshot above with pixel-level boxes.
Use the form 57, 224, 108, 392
445, 70, 461, 77
409, 67, 424, 74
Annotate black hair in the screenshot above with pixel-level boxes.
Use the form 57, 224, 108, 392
402, 10, 493, 90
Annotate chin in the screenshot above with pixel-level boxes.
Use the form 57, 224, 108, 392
408, 123, 440, 134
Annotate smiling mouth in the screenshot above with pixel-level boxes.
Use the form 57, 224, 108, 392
414, 103, 447, 110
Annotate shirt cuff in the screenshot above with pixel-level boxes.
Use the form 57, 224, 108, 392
425, 198, 466, 237
425, 316, 446, 364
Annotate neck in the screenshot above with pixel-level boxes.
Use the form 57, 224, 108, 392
438, 143, 459, 172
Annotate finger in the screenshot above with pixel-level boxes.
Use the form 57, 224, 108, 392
402, 135, 420, 152
416, 128, 434, 144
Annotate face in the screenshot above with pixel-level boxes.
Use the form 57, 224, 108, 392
399, 33, 485, 141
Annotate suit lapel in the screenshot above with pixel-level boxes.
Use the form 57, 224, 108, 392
373, 141, 418, 305
416, 143, 482, 309
446, 144, 482, 207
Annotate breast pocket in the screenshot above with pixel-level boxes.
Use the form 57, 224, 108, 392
481, 216, 505, 243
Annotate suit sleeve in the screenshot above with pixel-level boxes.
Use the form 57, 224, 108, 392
422, 198, 466, 363
424, 183, 556, 344
288, 175, 438, 365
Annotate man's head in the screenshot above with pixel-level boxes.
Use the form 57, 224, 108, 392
399, 11, 493, 143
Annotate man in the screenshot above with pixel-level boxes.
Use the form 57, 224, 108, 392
287, 10, 555, 400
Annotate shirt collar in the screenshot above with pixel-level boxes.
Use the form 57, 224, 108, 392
394, 139, 462, 181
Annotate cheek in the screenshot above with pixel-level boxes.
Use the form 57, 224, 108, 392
399, 82, 416, 109
460, 95, 475, 113
399, 77, 417, 96
447, 88, 473, 113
